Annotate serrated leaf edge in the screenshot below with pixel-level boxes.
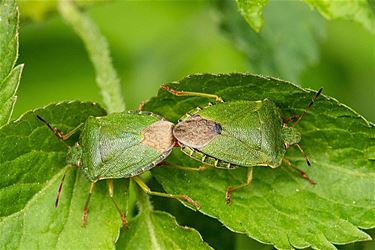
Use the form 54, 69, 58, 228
153, 73, 374, 128
3, 100, 106, 127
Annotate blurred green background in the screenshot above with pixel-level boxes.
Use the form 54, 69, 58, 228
15, 0, 374, 123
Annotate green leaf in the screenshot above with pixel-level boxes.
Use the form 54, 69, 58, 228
236, 234, 273, 250
0, 101, 131, 249
338, 229, 375, 250
0, 0, 22, 126
215, 0, 324, 82
303, 0, 375, 34
144, 73, 375, 249
0, 64, 23, 126
58, 0, 125, 113
148, 175, 237, 250
117, 187, 212, 250
235, 0, 268, 32
0, 0, 17, 80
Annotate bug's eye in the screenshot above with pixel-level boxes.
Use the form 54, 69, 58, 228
214, 123, 222, 134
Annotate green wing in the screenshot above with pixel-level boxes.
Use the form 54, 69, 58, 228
80, 112, 170, 181
197, 100, 284, 167
97, 143, 164, 180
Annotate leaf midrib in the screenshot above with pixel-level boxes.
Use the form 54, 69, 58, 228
145, 212, 162, 250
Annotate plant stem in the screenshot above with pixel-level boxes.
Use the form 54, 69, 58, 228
58, 0, 125, 113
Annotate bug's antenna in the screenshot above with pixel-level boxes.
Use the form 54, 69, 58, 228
37, 115, 82, 147
292, 88, 323, 128
37, 115, 55, 132
37, 115, 68, 144
294, 143, 311, 166
55, 168, 70, 208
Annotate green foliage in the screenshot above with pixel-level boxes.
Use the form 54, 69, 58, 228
0, 0, 17, 80
338, 229, 375, 250
0, 0, 22, 126
236, 234, 273, 250
148, 177, 238, 250
0, 65, 22, 126
117, 188, 212, 250
303, 0, 375, 34
235, 0, 267, 32
58, 0, 125, 113
235, 0, 375, 34
216, 0, 323, 82
144, 73, 375, 249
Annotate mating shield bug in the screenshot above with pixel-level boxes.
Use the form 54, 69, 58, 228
161, 85, 322, 204
37, 110, 200, 228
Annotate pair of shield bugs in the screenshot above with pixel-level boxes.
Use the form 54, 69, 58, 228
37, 86, 322, 229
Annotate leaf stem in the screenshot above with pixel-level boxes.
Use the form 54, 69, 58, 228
58, 0, 125, 113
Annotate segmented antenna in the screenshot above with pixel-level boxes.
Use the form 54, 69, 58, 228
292, 88, 323, 128
37, 115, 64, 138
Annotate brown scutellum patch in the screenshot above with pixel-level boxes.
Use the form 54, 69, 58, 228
174, 115, 221, 149
141, 120, 175, 153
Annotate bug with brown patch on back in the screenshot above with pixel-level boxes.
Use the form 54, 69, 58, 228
161, 85, 322, 204
37, 110, 200, 229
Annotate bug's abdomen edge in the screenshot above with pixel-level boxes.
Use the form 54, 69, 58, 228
179, 142, 239, 169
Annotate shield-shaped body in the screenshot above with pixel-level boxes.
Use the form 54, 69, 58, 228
173, 99, 289, 169
75, 111, 175, 182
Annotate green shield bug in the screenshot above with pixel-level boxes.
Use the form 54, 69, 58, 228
37, 110, 200, 228
161, 85, 322, 204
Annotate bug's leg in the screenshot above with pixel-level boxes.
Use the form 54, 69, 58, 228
291, 88, 323, 128
138, 102, 145, 111
60, 123, 83, 140
283, 114, 299, 124
283, 159, 316, 185
82, 182, 96, 227
294, 143, 311, 166
107, 180, 128, 229
55, 166, 71, 208
173, 165, 211, 172
163, 161, 211, 171
132, 176, 200, 209
225, 167, 253, 204
37, 115, 83, 141
161, 85, 224, 102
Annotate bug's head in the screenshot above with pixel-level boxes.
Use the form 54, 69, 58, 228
66, 143, 82, 167
282, 127, 301, 146
280, 88, 322, 167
